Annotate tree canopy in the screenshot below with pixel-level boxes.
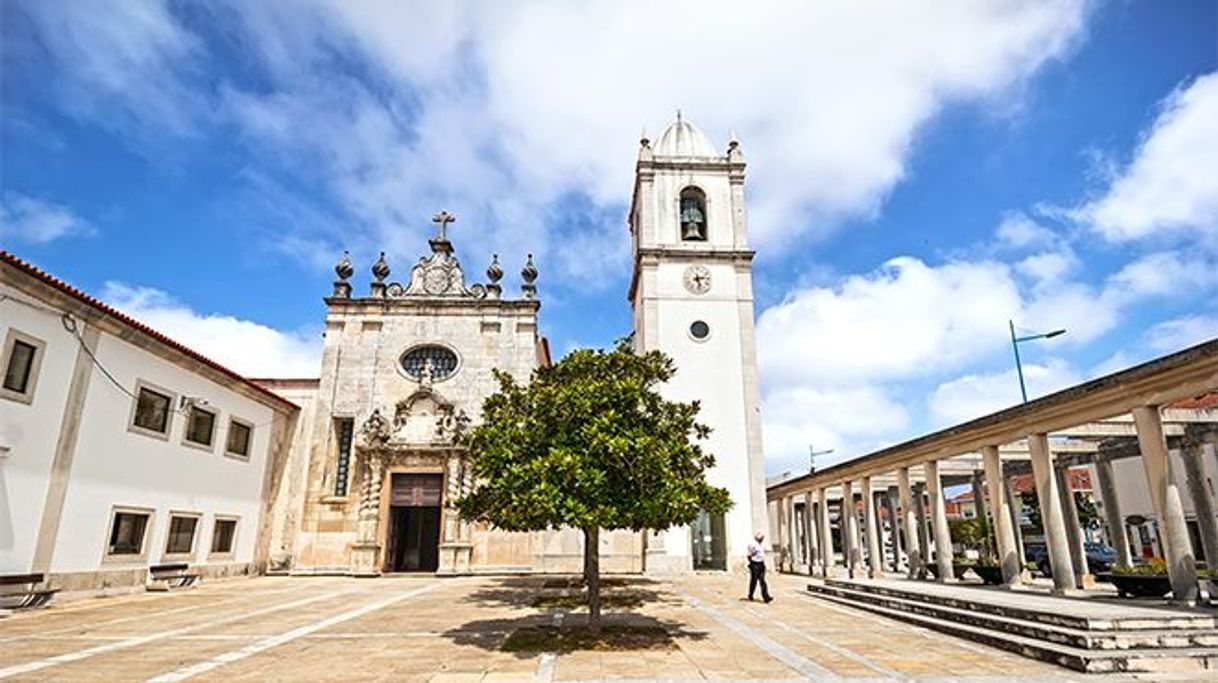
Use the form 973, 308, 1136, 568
457, 341, 731, 533
456, 341, 731, 633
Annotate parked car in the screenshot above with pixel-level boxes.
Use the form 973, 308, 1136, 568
1024, 541, 1117, 577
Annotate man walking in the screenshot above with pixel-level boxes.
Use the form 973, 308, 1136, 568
747, 531, 773, 603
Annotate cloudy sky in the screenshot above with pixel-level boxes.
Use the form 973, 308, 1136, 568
3, 1, 1216, 475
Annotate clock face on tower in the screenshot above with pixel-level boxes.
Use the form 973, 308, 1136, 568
682, 265, 712, 295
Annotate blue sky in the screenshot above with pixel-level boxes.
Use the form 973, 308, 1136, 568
3, 1, 1216, 475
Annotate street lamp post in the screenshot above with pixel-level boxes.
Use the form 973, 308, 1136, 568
809, 444, 834, 473
1009, 320, 1066, 403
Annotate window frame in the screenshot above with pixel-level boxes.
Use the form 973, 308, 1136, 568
162, 511, 202, 559
128, 380, 177, 440
222, 416, 253, 457
0, 328, 46, 405
103, 506, 155, 563
181, 404, 218, 451
209, 516, 240, 558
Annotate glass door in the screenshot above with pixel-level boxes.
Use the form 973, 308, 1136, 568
691, 510, 727, 570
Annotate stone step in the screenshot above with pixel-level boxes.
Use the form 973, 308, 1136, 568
804, 587, 1218, 674
823, 578, 1218, 631
809, 582, 1218, 651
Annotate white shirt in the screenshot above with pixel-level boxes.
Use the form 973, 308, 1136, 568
747, 539, 765, 563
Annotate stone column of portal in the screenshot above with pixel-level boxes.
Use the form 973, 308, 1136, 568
1095, 456, 1133, 567
1004, 475, 1027, 566
885, 486, 902, 572
843, 481, 863, 579
818, 487, 835, 576
1181, 435, 1218, 572
781, 495, 794, 572
1028, 433, 1077, 593
1134, 405, 1198, 603
982, 446, 1021, 587
925, 460, 955, 583
862, 477, 883, 578
1055, 465, 1091, 588
914, 481, 931, 578
897, 468, 924, 578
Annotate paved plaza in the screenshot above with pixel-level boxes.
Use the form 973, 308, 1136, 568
1, 572, 1208, 682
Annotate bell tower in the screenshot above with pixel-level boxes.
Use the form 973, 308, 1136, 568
628, 114, 767, 573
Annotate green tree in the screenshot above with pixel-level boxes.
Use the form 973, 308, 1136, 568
456, 342, 731, 634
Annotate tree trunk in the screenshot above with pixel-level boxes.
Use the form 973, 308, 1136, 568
583, 526, 601, 635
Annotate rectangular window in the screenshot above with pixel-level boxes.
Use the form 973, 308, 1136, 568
1, 330, 45, 404
133, 386, 173, 434
108, 510, 151, 556
226, 419, 252, 458
211, 518, 237, 554
334, 417, 354, 497
184, 406, 216, 447
3, 340, 36, 393
165, 515, 199, 555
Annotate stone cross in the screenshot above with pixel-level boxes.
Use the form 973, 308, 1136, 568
432, 211, 456, 241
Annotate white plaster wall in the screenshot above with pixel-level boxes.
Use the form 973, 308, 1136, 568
1110, 449, 1218, 520
51, 333, 277, 572
0, 286, 79, 572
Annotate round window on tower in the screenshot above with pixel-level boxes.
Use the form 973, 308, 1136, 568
689, 320, 711, 342
399, 344, 460, 382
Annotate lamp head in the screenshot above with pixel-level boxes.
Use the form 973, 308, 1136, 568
1044, 329, 1066, 339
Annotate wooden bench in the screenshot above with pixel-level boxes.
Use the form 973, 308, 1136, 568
146, 562, 200, 591
0, 573, 58, 610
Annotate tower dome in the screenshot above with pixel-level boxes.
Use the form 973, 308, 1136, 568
652, 112, 718, 158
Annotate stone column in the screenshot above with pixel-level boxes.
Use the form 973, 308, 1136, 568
862, 476, 883, 578
1181, 436, 1218, 572
982, 445, 1020, 587
897, 468, 924, 578
971, 470, 987, 528
781, 495, 794, 571
1133, 406, 1198, 603
818, 488, 835, 576
843, 480, 863, 578
1095, 456, 1133, 567
914, 481, 931, 578
925, 460, 955, 582
885, 485, 902, 571
1055, 465, 1091, 588
1028, 433, 1077, 593
805, 492, 819, 573
1003, 475, 1027, 566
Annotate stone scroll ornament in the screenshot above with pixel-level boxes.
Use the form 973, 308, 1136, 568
384, 211, 487, 299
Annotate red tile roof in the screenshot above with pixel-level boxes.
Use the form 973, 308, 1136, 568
1, 250, 298, 411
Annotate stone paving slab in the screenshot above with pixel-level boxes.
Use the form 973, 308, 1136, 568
3, 572, 1214, 682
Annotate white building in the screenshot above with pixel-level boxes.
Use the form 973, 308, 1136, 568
629, 115, 768, 571
0, 251, 298, 595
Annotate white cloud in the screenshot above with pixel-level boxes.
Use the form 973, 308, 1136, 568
996, 212, 1059, 250
1146, 314, 1218, 353
762, 385, 911, 475
101, 283, 321, 378
928, 359, 1083, 425
757, 256, 1022, 388
0, 192, 94, 244
19, 1, 1090, 283
1078, 72, 1218, 242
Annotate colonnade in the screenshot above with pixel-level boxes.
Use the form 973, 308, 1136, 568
770, 401, 1218, 604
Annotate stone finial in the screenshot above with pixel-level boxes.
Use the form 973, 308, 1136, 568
372, 251, 390, 282
335, 251, 354, 280
371, 251, 390, 297
640, 126, 650, 149
332, 250, 354, 298
521, 253, 537, 300
727, 130, 743, 161
486, 254, 503, 299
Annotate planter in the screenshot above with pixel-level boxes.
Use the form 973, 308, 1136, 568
972, 564, 1005, 585
927, 563, 974, 580
1101, 573, 1172, 598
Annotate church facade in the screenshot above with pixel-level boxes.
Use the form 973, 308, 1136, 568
259, 115, 767, 576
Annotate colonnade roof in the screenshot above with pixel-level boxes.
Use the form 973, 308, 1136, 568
768, 338, 1218, 499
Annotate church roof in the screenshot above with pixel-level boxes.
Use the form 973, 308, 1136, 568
653, 113, 718, 158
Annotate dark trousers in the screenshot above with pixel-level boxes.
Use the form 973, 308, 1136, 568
748, 560, 771, 600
